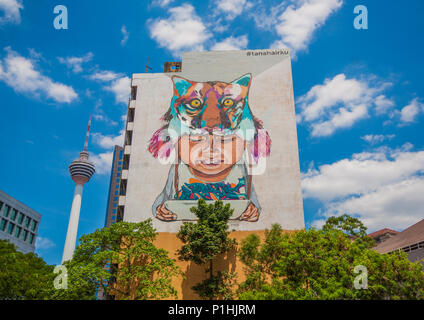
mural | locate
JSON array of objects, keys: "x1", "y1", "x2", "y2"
[{"x1": 148, "y1": 74, "x2": 271, "y2": 222}]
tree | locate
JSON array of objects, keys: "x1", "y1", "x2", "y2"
[
  {"x1": 52, "y1": 219, "x2": 183, "y2": 300},
  {"x1": 0, "y1": 240, "x2": 55, "y2": 300},
  {"x1": 177, "y1": 199, "x2": 237, "y2": 300},
  {"x1": 238, "y1": 217, "x2": 424, "y2": 300}
]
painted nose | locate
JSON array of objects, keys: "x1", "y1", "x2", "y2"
[{"x1": 202, "y1": 103, "x2": 221, "y2": 128}]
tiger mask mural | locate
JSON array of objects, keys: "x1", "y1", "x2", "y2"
[{"x1": 148, "y1": 73, "x2": 271, "y2": 222}]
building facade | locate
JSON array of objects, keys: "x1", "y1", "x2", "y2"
[
  {"x1": 116, "y1": 49, "x2": 304, "y2": 298},
  {"x1": 0, "y1": 190, "x2": 41, "y2": 254},
  {"x1": 374, "y1": 218, "x2": 424, "y2": 269},
  {"x1": 104, "y1": 145, "x2": 124, "y2": 227}
]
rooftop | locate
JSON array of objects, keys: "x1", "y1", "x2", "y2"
[{"x1": 374, "y1": 219, "x2": 424, "y2": 254}]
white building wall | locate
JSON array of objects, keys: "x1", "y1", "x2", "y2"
[{"x1": 123, "y1": 49, "x2": 304, "y2": 233}]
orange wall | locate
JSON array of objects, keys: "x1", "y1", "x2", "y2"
[{"x1": 154, "y1": 230, "x2": 268, "y2": 300}]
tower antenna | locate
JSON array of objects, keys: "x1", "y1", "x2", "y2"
[
  {"x1": 83, "y1": 116, "x2": 91, "y2": 152},
  {"x1": 145, "y1": 57, "x2": 152, "y2": 73}
]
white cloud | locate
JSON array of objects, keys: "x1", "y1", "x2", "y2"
[
  {"x1": 325, "y1": 178, "x2": 424, "y2": 232},
  {"x1": 105, "y1": 76, "x2": 131, "y2": 104},
  {"x1": 88, "y1": 69, "x2": 130, "y2": 104},
  {"x1": 374, "y1": 94, "x2": 394, "y2": 115},
  {"x1": 302, "y1": 144, "x2": 424, "y2": 231},
  {"x1": 211, "y1": 35, "x2": 248, "y2": 51},
  {"x1": 90, "y1": 70, "x2": 123, "y2": 82},
  {"x1": 297, "y1": 73, "x2": 391, "y2": 137},
  {"x1": 90, "y1": 151, "x2": 114, "y2": 175},
  {"x1": 271, "y1": 0, "x2": 343, "y2": 57},
  {"x1": 399, "y1": 98, "x2": 423, "y2": 123},
  {"x1": 361, "y1": 134, "x2": 395, "y2": 145},
  {"x1": 0, "y1": 0, "x2": 23, "y2": 25},
  {"x1": 58, "y1": 53, "x2": 93, "y2": 73},
  {"x1": 35, "y1": 236, "x2": 55, "y2": 250},
  {"x1": 310, "y1": 104, "x2": 367, "y2": 137},
  {"x1": 92, "y1": 130, "x2": 125, "y2": 149},
  {"x1": 151, "y1": 0, "x2": 174, "y2": 7},
  {"x1": 120, "y1": 25, "x2": 129, "y2": 46},
  {"x1": 0, "y1": 47, "x2": 77, "y2": 103},
  {"x1": 215, "y1": 0, "x2": 251, "y2": 19},
  {"x1": 249, "y1": 1, "x2": 286, "y2": 31},
  {"x1": 92, "y1": 99, "x2": 118, "y2": 126},
  {"x1": 149, "y1": 4, "x2": 211, "y2": 56}
]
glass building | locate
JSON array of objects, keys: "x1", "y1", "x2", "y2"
[{"x1": 0, "y1": 190, "x2": 41, "y2": 254}]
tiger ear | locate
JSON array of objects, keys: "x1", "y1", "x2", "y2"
[
  {"x1": 172, "y1": 76, "x2": 193, "y2": 97},
  {"x1": 232, "y1": 73, "x2": 252, "y2": 88}
]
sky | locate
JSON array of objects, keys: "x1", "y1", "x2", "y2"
[{"x1": 0, "y1": 0, "x2": 423, "y2": 265}]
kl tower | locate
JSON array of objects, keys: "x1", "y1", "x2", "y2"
[{"x1": 62, "y1": 117, "x2": 96, "y2": 263}]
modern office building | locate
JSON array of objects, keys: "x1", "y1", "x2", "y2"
[
  {"x1": 114, "y1": 49, "x2": 304, "y2": 298},
  {"x1": 104, "y1": 145, "x2": 124, "y2": 227},
  {"x1": 0, "y1": 190, "x2": 41, "y2": 254}
]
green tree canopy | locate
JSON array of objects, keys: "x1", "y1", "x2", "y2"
[
  {"x1": 238, "y1": 217, "x2": 424, "y2": 300},
  {"x1": 0, "y1": 240, "x2": 55, "y2": 300},
  {"x1": 177, "y1": 199, "x2": 237, "y2": 300},
  {"x1": 52, "y1": 219, "x2": 183, "y2": 300}
]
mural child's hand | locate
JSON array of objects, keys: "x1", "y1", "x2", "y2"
[
  {"x1": 156, "y1": 203, "x2": 177, "y2": 221},
  {"x1": 240, "y1": 203, "x2": 259, "y2": 222}
]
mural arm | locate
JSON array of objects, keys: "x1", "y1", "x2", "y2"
[{"x1": 152, "y1": 164, "x2": 177, "y2": 221}]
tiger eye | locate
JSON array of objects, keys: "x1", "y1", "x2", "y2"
[
  {"x1": 223, "y1": 99, "x2": 234, "y2": 107},
  {"x1": 190, "y1": 99, "x2": 201, "y2": 108}
]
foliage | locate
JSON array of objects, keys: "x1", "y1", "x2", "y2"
[
  {"x1": 322, "y1": 214, "x2": 375, "y2": 249},
  {"x1": 52, "y1": 219, "x2": 183, "y2": 300},
  {"x1": 177, "y1": 199, "x2": 237, "y2": 300},
  {"x1": 238, "y1": 218, "x2": 424, "y2": 300},
  {"x1": 0, "y1": 240, "x2": 55, "y2": 300}
]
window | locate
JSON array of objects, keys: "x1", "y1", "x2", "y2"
[
  {"x1": 117, "y1": 173, "x2": 121, "y2": 178},
  {"x1": 0, "y1": 219, "x2": 7, "y2": 231},
  {"x1": 119, "y1": 149, "x2": 123, "y2": 160},
  {"x1": 113, "y1": 203, "x2": 117, "y2": 208},
  {"x1": 112, "y1": 209, "x2": 116, "y2": 213},
  {"x1": 115, "y1": 184, "x2": 119, "y2": 189},
  {"x1": 125, "y1": 131, "x2": 133, "y2": 146},
  {"x1": 30, "y1": 220, "x2": 37, "y2": 232},
  {"x1": 117, "y1": 167, "x2": 122, "y2": 172},
  {"x1": 22, "y1": 230, "x2": 28, "y2": 242},
  {"x1": 29, "y1": 233, "x2": 35, "y2": 245},
  {"x1": 3, "y1": 205, "x2": 10, "y2": 217},
  {"x1": 123, "y1": 154, "x2": 130, "y2": 170},
  {"x1": 15, "y1": 226, "x2": 21, "y2": 238},
  {"x1": 128, "y1": 108, "x2": 135, "y2": 122},
  {"x1": 114, "y1": 191, "x2": 118, "y2": 196},
  {"x1": 7, "y1": 223, "x2": 15, "y2": 235},
  {"x1": 113, "y1": 197, "x2": 118, "y2": 201},
  {"x1": 18, "y1": 213, "x2": 24, "y2": 224},
  {"x1": 25, "y1": 216, "x2": 31, "y2": 228},
  {"x1": 10, "y1": 209, "x2": 17, "y2": 221},
  {"x1": 131, "y1": 85, "x2": 137, "y2": 100},
  {"x1": 116, "y1": 179, "x2": 120, "y2": 183}
]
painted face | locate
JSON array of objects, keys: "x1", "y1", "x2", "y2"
[{"x1": 178, "y1": 133, "x2": 246, "y2": 178}]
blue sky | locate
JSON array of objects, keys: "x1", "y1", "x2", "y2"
[{"x1": 0, "y1": 0, "x2": 423, "y2": 265}]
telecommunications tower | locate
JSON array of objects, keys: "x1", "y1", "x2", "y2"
[{"x1": 62, "y1": 117, "x2": 95, "y2": 263}]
